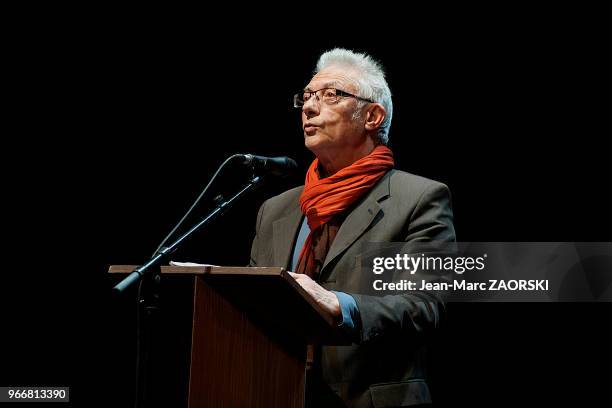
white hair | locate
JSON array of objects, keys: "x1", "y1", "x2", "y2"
[{"x1": 315, "y1": 48, "x2": 393, "y2": 145}]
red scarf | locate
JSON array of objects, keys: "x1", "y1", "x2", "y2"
[{"x1": 295, "y1": 145, "x2": 394, "y2": 278}]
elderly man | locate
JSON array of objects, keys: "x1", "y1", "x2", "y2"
[{"x1": 249, "y1": 48, "x2": 455, "y2": 407}]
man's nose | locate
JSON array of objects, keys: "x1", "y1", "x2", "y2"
[{"x1": 302, "y1": 95, "x2": 320, "y2": 118}]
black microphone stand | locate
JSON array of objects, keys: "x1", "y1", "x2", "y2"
[
  {"x1": 113, "y1": 174, "x2": 264, "y2": 408},
  {"x1": 113, "y1": 174, "x2": 263, "y2": 294}
]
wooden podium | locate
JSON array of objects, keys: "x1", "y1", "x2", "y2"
[{"x1": 109, "y1": 265, "x2": 347, "y2": 408}]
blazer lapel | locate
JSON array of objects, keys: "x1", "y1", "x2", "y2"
[
  {"x1": 320, "y1": 171, "x2": 392, "y2": 276},
  {"x1": 272, "y1": 205, "x2": 303, "y2": 268}
]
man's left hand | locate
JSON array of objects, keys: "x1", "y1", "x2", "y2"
[{"x1": 288, "y1": 272, "x2": 341, "y2": 321}]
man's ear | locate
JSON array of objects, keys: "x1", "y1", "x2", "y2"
[{"x1": 364, "y1": 103, "x2": 386, "y2": 132}]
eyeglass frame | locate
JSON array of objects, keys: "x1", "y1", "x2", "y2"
[{"x1": 293, "y1": 87, "x2": 375, "y2": 108}]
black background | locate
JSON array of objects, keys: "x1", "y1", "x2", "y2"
[{"x1": 2, "y1": 15, "x2": 611, "y2": 407}]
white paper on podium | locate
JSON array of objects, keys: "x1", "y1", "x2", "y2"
[{"x1": 169, "y1": 261, "x2": 218, "y2": 267}]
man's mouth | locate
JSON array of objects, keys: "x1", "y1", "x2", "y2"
[{"x1": 304, "y1": 124, "x2": 318, "y2": 134}]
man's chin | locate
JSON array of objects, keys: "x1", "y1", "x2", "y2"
[{"x1": 304, "y1": 135, "x2": 326, "y2": 152}]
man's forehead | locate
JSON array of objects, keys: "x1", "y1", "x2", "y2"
[{"x1": 305, "y1": 68, "x2": 358, "y2": 91}]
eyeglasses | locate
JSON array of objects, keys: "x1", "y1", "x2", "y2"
[{"x1": 293, "y1": 87, "x2": 374, "y2": 108}]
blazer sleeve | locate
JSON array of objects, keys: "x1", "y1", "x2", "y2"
[
  {"x1": 249, "y1": 200, "x2": 267, "y2": 267},
  {"x1": 350, "y1": 183, "x2": 455, "y2": 343}
]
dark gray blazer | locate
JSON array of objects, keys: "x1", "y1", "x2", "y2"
[{"x1": 249, "y1": 169, "x2": 456, "y2": 407}]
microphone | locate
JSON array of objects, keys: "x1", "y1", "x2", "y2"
[{"x1": 239, "y1": 154, "x2": 298, "y2": 177}]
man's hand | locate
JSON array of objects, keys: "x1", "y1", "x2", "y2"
[{"x1": 288, "y1": 272, "x2": 341, "y2": 321}]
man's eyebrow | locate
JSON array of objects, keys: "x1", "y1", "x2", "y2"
[{"x1": 304, "y1": 81, "x2": 342, "y2": 92}]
